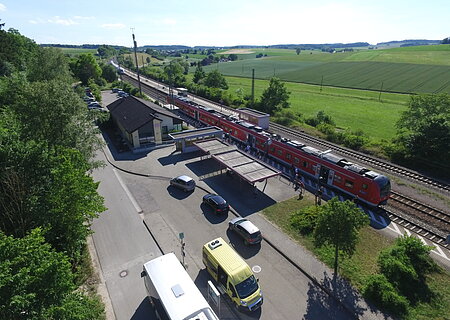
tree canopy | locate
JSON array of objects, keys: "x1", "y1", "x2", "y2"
[
  {"x1": 314, "y1": 197, "x2": 369, "y2": 276},
  {"x1": 204, "y1": 69, "x2": 228, "y2": 89},
  {"x1": 257, "y1": 77, "x2": 291, "y2": 114},
  {"x1": 70, "y1": 53, "x2": 102, "y2": 85},
  {"x1": 394, "y1": 93, "x2": 450, "y2": 173}
]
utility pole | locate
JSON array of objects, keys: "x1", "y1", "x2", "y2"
[
  {"x1": 251, "y1": 69, "x2": 255, "y2": 106},
  {"x1": 131, "y1": 28, "x2": 142, "y2": 95},
  {"x1": 378, "y1": 81, "x2": 384, "y2": 101}
]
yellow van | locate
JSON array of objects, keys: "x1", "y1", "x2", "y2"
[{"x1": 202, "y1": 237, "x2": 263, "y2": 311}]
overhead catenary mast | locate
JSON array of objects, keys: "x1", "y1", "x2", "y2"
[{"x1": 131, "y1": 28, "x2": 142, "y2": 95}]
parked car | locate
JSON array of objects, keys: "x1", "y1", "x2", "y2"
[
  {"x1": 83, "y1": 96, "x2": 96, "y2": 103},
  {"x1": 112, "y1": 88, "x2": 120, "y2": 93},
  {"x1": 170, "y1": 175, "x2": 196, "y2": 192},
  {"x1": 202, "y1": 194, "x2": 229, "y2": 215},
  {"x1": 228, "y1": 217, "x2": 262, "y2": 245},
  {"x1": 117, "y1": 90, "x2": 129, "y2": 98},
  {"x1": 87, "y1": 102, "x2": 101, "y2": 108}
]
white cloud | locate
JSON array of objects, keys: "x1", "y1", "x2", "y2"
[
  {"x1": 0, "y1": 3, "x2": 6, "y2": 11},
  {"x1": 74, "y1": 16, "x2": 95, "y2": 20},
  {"x1": 101, "y1": 23, "x2": 126, "y2": 29},
  {"x1": 48, "y1": 16, "x2": 78, "y2": 26}
]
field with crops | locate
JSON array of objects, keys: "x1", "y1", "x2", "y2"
[
  {"x1": 223, "y1": 76, "x2": 409, "y2": 142},
  {"x1": 204, "y1": 45, "x2": 450, "y2": 94},
  {"x1": 58, "y1": 47, "x2": 97, "y2": 56}
]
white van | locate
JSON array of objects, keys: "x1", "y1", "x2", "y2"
[{"x1": 142, "y1": 253, "x2": 219, "y2": 320}]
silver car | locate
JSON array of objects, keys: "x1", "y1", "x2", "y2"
[
  {"x1": 170, "y1": 175, "x2": 196, "y2": 192},
  {"x1": 228, "y1": 217, "x2": 262, "y2": 245}
]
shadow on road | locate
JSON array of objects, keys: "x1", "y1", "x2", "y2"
[
  {"x1": 201, "y1": 203, "x2": 229, "y2": 224},
  {"x1": 303, "y1": 273, "x2": 385, "y2": 320},
  {"x1": 130, "y1": 297, "x2": 156, "y2": 320},
  {"x1": 226, "y1": 229, "x2": 261, "y2": 259}
]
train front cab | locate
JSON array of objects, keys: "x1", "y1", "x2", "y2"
[{"x1": 374, "y1": 175, "x2": 391, "y2": 205}]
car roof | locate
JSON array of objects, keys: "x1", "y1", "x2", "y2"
[
  {"x1": 207, "y1": 194, "x2": 226, "y2": 204},
  {"x1": 240, "y1": 220, "x2": 260, "y2": 234},
  {"x1": 176, "y1": 175, "x2": 194, "y2": 182}
]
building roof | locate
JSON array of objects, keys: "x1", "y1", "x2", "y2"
[
  {"x1": 106, "y1": 96, "x2": 181, "y2": 133},
  {"x1": 194, "y1": 139, "x2": 281, "y2": 184}
]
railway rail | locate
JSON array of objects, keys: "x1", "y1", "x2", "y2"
[{"x1": 387, "y1": 191, "x2": 450, "y2": 235}]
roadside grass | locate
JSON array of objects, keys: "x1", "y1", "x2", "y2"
[
  {"x1": 261, "y1": 196, "x2": 450, "y2": 319},
  {"x1": 224, "y1": 76, "x2": 408, "y2": 142}
]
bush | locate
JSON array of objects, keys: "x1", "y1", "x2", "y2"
[
  {"x1": 290, "y1": 206, "x2": 321, "y2": 235},
  {"x1": 364, "y1": 274, "x2": 409, "y2": 318}
]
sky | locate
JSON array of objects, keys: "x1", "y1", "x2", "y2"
[{"x1": 1, "y1": 0, "x2": 448, "y2": 47}]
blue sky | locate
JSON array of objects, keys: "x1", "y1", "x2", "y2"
[{"x1": 1, "y1": 0, "x2": 448, "y2": 47}]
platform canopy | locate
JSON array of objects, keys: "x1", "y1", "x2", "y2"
[{"x1": 194, "y1": 139, "x2": 280, "y2": 184}]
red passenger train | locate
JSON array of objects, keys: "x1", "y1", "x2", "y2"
[{"x1": 171, "y1": 96, "x2": 391, "y2": 206}]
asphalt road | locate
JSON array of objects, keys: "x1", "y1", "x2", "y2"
[{"x1": 91, "y1": 137, "x2": 355, "y2": 319}]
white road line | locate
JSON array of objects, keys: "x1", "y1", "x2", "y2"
[{"x1": 112, "y1": 168, "x2": 143, "y2": 213}]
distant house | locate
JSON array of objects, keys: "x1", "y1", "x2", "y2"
[{"x1": 106, "y1": 96, "x2": 182, "y2": 149}]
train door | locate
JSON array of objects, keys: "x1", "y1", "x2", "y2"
[
  {"x1": 194, "y1": 110, "x2": 199, "y2": 121},
  {"x1": 247, "y1": 134, "x2": 256, "y2": 148},
  {"x1": 319, "y1": 166, "x2": 331, "y2": 185}
]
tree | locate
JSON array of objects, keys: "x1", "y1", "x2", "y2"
[
  {"x1": 378, "y1": 235, "x2": 436, "y2": 301},
  {"x1": 70, "y1": 53, "x2": 102, "y2": 85},
  {"x1": 27, "y1": 46, "x2": 72, "y2": 82},
  {"x1": 193, "y1": 64, "x2": 205, "y2": 84},
  {"x1": 1, "y1": 75, "x2": 103, "y2": 162},
  {"x1": 164, "y1": 60, "x2": 187, "y2": 87},
  {"x1": 100, "y1": 63, "x2": 118, "y2": 83},
  {"x1": 228, "y1": 54, "x2": 238, "y2": 61},
  {"x1": 313, "y1": 197, "x2": 369, "y2": 278},
  {"x1": 296, "y1": 48, "x2": 301, "y2": 55},
  {"x1": 0, "y1": 228, "x2": 104, "y2": 319},
  {"x1": 257, "y1": 77, "x2": 290, "y2": 114},
  {"x1": 394, "y1": 94, "x2": 450, "y2": 171},
  {"x1": 204, "y1": 69, "x2": 228, "y2": 89},
  {"x1": 441, "y1": 37, "x2": 450, "y2": 44}
]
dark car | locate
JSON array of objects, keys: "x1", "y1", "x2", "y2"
[
  {"x1": 202, "y1": 194, "x2": 229, "y2": 215},
  {"x1": 170, "y1": 175, "x2": 196, "y2": 192},
  {"x1": 228, "y1": 217, "x2": 262, "y2": 245}
]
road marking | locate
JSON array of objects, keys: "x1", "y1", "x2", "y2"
[
  {"x1": 112, "y1": 168, "x2": 143, "y2": 213},
  {"x1": 252, "y1": 265, "x2": 262, "y2": 273}
]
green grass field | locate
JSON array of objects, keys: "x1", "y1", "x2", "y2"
[
  {"x1": 58, "y1": 47, "x2": 98, "y2": 56},
  {"x1": 203, "y1": 45, "x2": 450, "y2": 94},
  {"x1": 224, "y1": 76, "x2": 408, "y2": 142}
]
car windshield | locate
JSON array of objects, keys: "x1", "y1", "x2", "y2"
[
  {"x1": 235, "y1": 275, "x2": 258, "y2": 299},
  {"x1": 249, "y1": 232, "x2": 261, "y2": 239}
]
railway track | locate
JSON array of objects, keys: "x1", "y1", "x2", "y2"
[
  {"x1": 387, "y1": 191, "x2": 450, "y2": 234},
  {"x1": 382, "y1": 206, "x2": 449, "y2": 249}
]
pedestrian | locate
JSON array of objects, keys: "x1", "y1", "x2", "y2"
[
  {"x1": 298, "y1": 180, "x2": 305, "y2": 199},
  {"x1": 317, "y1": 186, "x2": 323, "y2": 205},
  {"x1": 245, "y1": 145, "x2": 250, "y2": 153}
]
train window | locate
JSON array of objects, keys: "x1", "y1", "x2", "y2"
[
  {"x1": 334, "y1": 175, "x2": 342, "y2": 183},
  {"x1": 303, "y1": 161, "x2": 308, "y2": 168},
  {"x1": 294, "y1": 157, "x2": 300, "y2": 164},
  {"x1": 286, "y1": 153, "x2": 291, "y2": 160},
  {"x1": 345, "y1": 180, "x2": 354, "y2": 188},
  {"x1": 276, "y1": 149, "x2": 282, "y2": 156},
  {"x1": 234, "y1": 130, "x2": 237, "y2": 135},
  {"x1": 362, "y1": 183, "x2": 368, "y2": 190},
  {"x1": 270, "y1": 147, "x2": 275, "y2": 152}
]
